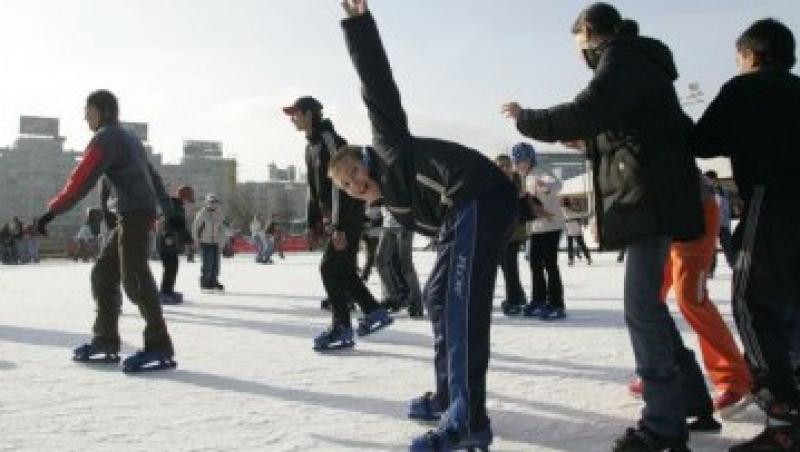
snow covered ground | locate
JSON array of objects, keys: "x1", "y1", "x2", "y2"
[{"x1": 0, "y1": 251, "x2": 764, "y2": 451}]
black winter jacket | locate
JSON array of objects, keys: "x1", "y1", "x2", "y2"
[
  {"x1": 305, "y1": 119, "x2": 365, "y2": 231},
  {"x1": 515, "y1": 35, "x2": 703, "y2": 249},
  {"x1": 343, "y1": 12, "x2": 513, "y2": 237},
  {"x1": 693, "y1": 69, "x2": 800, "y2": 205}
]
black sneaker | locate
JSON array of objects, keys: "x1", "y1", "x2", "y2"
[
  {"x1": 612, "y1": 426, "x2": 689, "y2": 452},
  {"x1": 729, "y1": 424, "x2": 800, "y2": 451}
]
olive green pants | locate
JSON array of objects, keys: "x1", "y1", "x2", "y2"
[{"x1": 90, "y1": 210, "x2": 174, "y2": 355}]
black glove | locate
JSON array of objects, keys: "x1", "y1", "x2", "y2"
[{"x1": 35, "y1": 211, "x2": 55, "y2": 236}]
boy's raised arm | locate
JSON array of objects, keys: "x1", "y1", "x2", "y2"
[{"x1": 340, "y1": 0, "x2": 412, "y2": 153}]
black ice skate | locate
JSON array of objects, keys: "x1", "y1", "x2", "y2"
[
  {"x1": 122, "y1": 349, "x2": 177, "y2": 373},
  {"x1": 73, "y1": 343, "x2": 120, "y2": 364}
]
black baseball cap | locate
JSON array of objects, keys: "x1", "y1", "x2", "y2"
[{"x1": 282, "y1": 96, "x2": 323, "y2": 115}]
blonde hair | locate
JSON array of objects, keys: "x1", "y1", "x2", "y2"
[{"x1": 327, "y1": 145, "x2": 363, "y2": 179}]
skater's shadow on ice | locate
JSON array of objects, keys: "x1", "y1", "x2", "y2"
[
  {"x1": 310, "y1": 434, "x2": 404, "y2": 451},
  {"x1": 160, "y1": 369, "x2": 406, "y2": 418},
  {"x1": 212, "y1": 291, "x2": 323, "y2": 303},
  {"x1": 151, "y1": 369, "x2": 633, "y2": 450},
  {"x1": 354, "y1": 349, "x2": 627, "y2": 384},
  {"x1": 491, "y1": 307, "x2": 626, "y2": 329},
  {"x1": 0, "y1": 360, "x2": 16, "y2": 370},
  {"x1": 180, "y1": 300, "x2": 323, "y2": 319},
  {"x1": 164, "y1": 310, "x2": 317, "y2": 340},
  {"x1": 0, "y1": 324, "x2": 133, "y2": 351}
]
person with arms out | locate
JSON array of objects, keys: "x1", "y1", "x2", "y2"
[
  {"x1": 692, "y1": 18, "x2": 800, "y2": 451},
  {"x1": 502, "y1": 4, "x2": 712, "y2": 450},
  {"x1": 34, "y1": 89, "x2": 176, "y2": 373},
  {"x1": 335, "y1": 1, "x2": 519, "y2": 449},
  {"x1": 283, "y1": 95, "x2": 392, "y2": 351}
]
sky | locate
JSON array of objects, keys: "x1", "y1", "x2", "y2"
[{"x1": 1, "y1": 0, "x2": 799, "y2": 181}]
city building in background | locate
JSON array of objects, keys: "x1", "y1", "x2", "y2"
[
  {"x1": 0, "y1": 116, "x2": 97, "y2": 244},
  {"x1": 0, "y1": 116, "x2": 310, "y2": 254}
]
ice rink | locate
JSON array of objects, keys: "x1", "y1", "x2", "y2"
[{"x1": 0, "y1": 251, "x2": 763, "y2": 451}]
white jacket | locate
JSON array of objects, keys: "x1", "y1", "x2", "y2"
[
  {"x1": 563, "y1": 207, "x2": 588, "y2": 237},
  {"x1": 193, "y1": 207, "x2": 226, "y2": 248},
  {"x1": 525, "y1": 168, "x2": 566, "y2": 235}
]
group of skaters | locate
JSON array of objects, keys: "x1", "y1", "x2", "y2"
[
  {"x1": 0, "y1": 216, "x2": 41, "y2": 264},
  {"x1": 24, "y1": 0, "x2": 799, "y2": 450}
]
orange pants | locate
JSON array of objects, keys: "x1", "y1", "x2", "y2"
[{"x1": 662, "y1": 199, "x2": 751, "y2": 396}]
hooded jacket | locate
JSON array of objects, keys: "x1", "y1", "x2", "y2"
[
  {"x1": 515, "y1": 35, "x2": 703, "y2": 249},
  {"x1": 48, "y1": 123, "x2": 170, "y2": 218},
  {"x1": 305, "y1": 119, "x2": 365, "y2": 232},
  {"x1": 344, "y1": 13, "x2": 514, "y2": 237}
]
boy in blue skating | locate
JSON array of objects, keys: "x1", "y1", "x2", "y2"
[{"x1": 331, "y1": 1, "x2": 521, "y2": 449}]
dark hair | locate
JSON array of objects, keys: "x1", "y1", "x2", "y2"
[
  {"x1": 310, "y1": 109, "x2": 323, "y2": 127},
  {"x1": 736, "y1": 18, "x2": 796, "y2": 71},
  {"x1": 572, "y1": 3, "x2": 621, "y2": 35},
  {"x1": 617, "y1": 19, "x2": 639, "y2": 37},
  {"x1": 86, "y1": 90, "x2": 119, "y2": 125},
  {"x1": 704, "y1": 170, "x2": 718, "y2": 180}
]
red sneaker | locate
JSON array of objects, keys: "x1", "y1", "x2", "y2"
[
  {"x1": 714, "y1": 390, "x2": 753, "y2": 419},
  {"x1": 628, "y1": 377, "x2": 643, "y2": 398}
]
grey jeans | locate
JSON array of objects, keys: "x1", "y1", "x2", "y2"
[
  {"x1": 376, "y1": 227, "x2": 422, "y2": 305},
  {"x1": 624, "y1": 235, "x2": 710, "y2": 439}
]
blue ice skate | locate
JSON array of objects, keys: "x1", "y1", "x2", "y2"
[
  {"x1": 538, "y1": 306, "x2": 566, "y2": 321},
  {"x1": 410, "y1": 424, "x2": 493, "y2": 452},
  {"x1": 159, "y1": 291, "x2": 184, "y2": 305},
  {"x1": 409, "y1": 392, "x2": 443, "y2": 422},
  {"x1": 122, "y1": 349, "x2": 177, "y2": 373},
  {"x1": 73, "y1": 343, "x2": 120, "y2": 364},
  {"x1": 313, "y1": 325, "x2": 355, "y2": 351},
  {"x1": 356, "y1": 307, "x2": 394, "y2": 337}
]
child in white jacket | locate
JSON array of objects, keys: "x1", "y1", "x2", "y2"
[{"x1": 512, "y1": 143, "x2": 567, "y2": 320}]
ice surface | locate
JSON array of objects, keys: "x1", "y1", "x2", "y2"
[{"x1": 0, "y1": 252, "x2": 762, "y2": 451}]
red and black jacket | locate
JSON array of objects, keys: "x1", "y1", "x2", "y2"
[{"x1": 49, "y1": 123, "x2": 170, "y2": 219}]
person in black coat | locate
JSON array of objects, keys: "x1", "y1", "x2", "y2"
[
  {"x1": 692, "y1": 18, "x2": 800, "y2": 451},
  {"x1": 283, "y1": 95, "x2": 391, "y2": 350},
  {"x1": 332, "y1": 2, "x2": 518, "y2": 450},
  {"x1": 502, "y1": 4, "x2": 708, "y2": 451},
  {"x1": 157, "y1": 185, "x2": 194, "y2": 304}
]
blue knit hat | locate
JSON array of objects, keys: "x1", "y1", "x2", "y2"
[{"x1": 511, "y1": 142, "x2": 536, "y2": 165}]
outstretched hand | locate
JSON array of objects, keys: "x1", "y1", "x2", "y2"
[
  {"x1": 501, "y1": 102, "x2": 522, "y2": 121},
  {"x1": 341, "y1": 0, "x2": 368, "y2": 17}
]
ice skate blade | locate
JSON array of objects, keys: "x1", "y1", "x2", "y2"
[
  {"x1": 73, "y1": 354, "x2": 120, "y2": 364},
  {"x1": 122, "y1": 359, "x2": 177, "y2": 374},
  {"x1": 313, "y1": 341, "x2": 355, "y2": 352}
]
